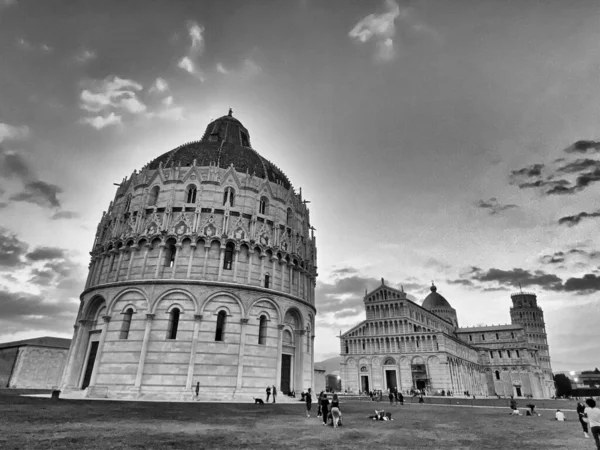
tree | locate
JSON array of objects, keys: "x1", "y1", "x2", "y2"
[{"x1": 553, "y1": 373, "x2": 572, "y2": 397}]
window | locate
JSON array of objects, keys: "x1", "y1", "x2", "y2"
[
  {"x1": 496, "y1": 333, "x2": 499, "y2": 340},
  {"x1": 481, "y1": 334, "x2": 485, "y2": 341},
  {"x1": 167, "y1": 308, "x2": 180, "y2": 339},
  {"x1": 469, "y1": 334, "x2": 472, "y2": 342},
  {"x1": 259, "y1": 197, "x2": 268, "y2": 215},
  {"x1": 507, "y1": 350, "x2": 511, "y2": 358},
  {"x1": 124, "y1": 194, "x2": 132, "y2": 212},
  {"x1": 258, "y1": 315, "x2": 267, "y2": 345},
  {"x1": 120, "y1": 308, "x2": 133, "y2": 339},
  {"x1": 223, "y1": 187, "x2": 235, "y2": 206},
  {"x1": 346, "y1": 343, "x2": 349, "y2": 354},
  {"x1": 209, "y1": 133, "x2": 219, "y2": 142},
  {"x1": 186, "y1": 185, "x2": 197, "y2": 204},
  {"x1": 498, "y1": 351, "x2": 503, "y2": 358},
  {"x1": 495, "y1": 370, "x2": 500, "y2": 380},
  {"x1": 264, "y1": 274, "x2": 270, "y2": 289},
  {"x1": 223, "y1": 243, "x2": 234, "y2": 270},
  {"x1": 286, "y1": 208, "x2": 293, "y2": 226},
  {"x1": 240, "y1": 131, "x2": 249, "y2": 147},
  {"x1": 149, "y1": 186, "x2": 160, "y2": 206},
  {"x1": 511, "y1": 332, "x2": 515, "y2": 339},
  {"x1": 215, "y1": 311, "x2": 226, "y2": 341},
  {"x1": 516, "y1": 350, "x2": 520, "y2": 358},
  {"x1": 490, "y1": 351, "x2": 494, "y2": 359},
  {"x1": 165, "y1": 239, "x2": 177, "y2": 267}
]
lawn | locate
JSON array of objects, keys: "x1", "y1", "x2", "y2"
[{"x1": 0, "y1": 391, "x2": 591, "y2": 449}]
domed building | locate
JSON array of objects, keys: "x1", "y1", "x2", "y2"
[{"x1": 60, "y1": 110, "x2": 318, "y2": 400}]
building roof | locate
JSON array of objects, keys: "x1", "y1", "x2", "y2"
[
  {"x1": 146, "y1": 111, "x2": 292, "y2": 190},
  {"x1": 456, "y1": 324, "x2": 523, "y2": 333},
  {"x1": 0, "y1": 336, "x2": 71, "y2": 350},
  {"x1": 422, "y1": 284, "x2": 452, "y2": 310}
]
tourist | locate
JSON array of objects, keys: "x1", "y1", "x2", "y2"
[
  {"x1": 418, "y1": 393, "x2": 424, "y2": 404},
  {"x1": 305, "y1": 388, "x2": 312, "y2": 418},
  {"x1": 555, "y1": 410, "x2": 565, "y2": 421},
  {"x1": 525, "y1": 404, "x2": 539, "y2": 416},
  {"x1": 398, "y1": 390, "x2": 404, "y2": 405},
  {"x1": 388, "y1": 389, "x2": 394, "y2": 405},
  {"x1": 583, "y1": 398, "x2": 600, "y2": 449},
  {"x1": 317, "y1": 391, "x2": 325, "y2": 417},
  {"x1": 321, "y1": 393, "x2": 330, "y2": 426},
  {"x1": 510, "y1": 399, "x2": 521, "y2": 415},
  {"x1": 272, "y1": 385, "x2": 277, "y2": 403},
  {"x1": 195, "y1": 382, "x2": 200, "y2": 397},
  {"x1": 266, "y1": 386, "x2": 271, "y2": 403},
  {"x1": 577, "y1": 401, "x2": 590, "y2": 438},
  {"x1": 331, "y1": 393, "x2": 342, "y2": 428}
]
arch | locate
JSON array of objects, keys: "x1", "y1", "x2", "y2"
[
  {"x1": 411, "y1": 355, "x2": 425, "y2": 365},
  {"x1": 383, "y1": 357, "x2": 396, "y2": 365},
  {"x1": 200, "y1": 291, "x2": 245, "y2": 317},
  {"x1": 166, "y1": 302, "x2": 186, "y2": 314},
  {"x1": 213, "y1": 305, "x2": 233, "y2": 316},
  {"x1": 248, "y1": 297, "x2": 282, "y2": 324},
  {"x1": 82, "y1": 294, "x2": 108, "y2": 321},
  {"x1": 119, "y1": 303, "x2": 138, "y2": 314},
  {"x1": 283, "y1": 307, "x2": 304, "y2": 330},
  {"x1": 282, "y1": 329, "x2": 294, "y2": 345},
  {"x1": 107, "y1": 287, "x2": 150, "y2": 315},
  {"x1": 151, "y1": 288, "x2": 199, "y2": 314},
  {"x1": 259, "y1": 196, "x2": 269, "y2": 215},
  {"x1": 215, "y1": 310, "x2": 227, "y2": 341},
  {"x1": 148, "y1": 185, "x2": 160, "y2": 206},
  {"x1": 223, "y1": 186, "x2": 235, "y2": 206},
  {"x1": 185, "y1": 184, "x2": 198, "y2": 204}
]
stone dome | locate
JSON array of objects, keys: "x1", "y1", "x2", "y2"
[
  {"x1": 422, "y1": 284, "x2": 452, "y2": 310},
  {"x1": 146, "y1": 110, "x2": 291, "y2": 189}
]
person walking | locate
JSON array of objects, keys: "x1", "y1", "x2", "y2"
[
  {"x1": 388, "y1": 389, "x2": 394, "y2": 405},
  {"x1": 305, "y1": 388, "x2": 313, "y2": 418},
  {"x1": 266, "y1": 386, "x2": 271, "y2": 403},
  {"x1": 272, "y1": 385, "x2": 277, "y2": 403},
  {"x1": 321, "y1": 393, "x2": 330, "y2": 426},
  {"x1": 317, "y1": 391, "x2": 325, "y2": 417},
  {"x1": 583, "y1": 398, "x2": 600, "y2": 449},
  {"x1": 331, "y1": 393, "x2": 342, "y2": 428},
  {"x1": 578, "y1": 401, "x2": 590, "y2": 438},
  {"x1": 195, "y1": 382, "x2": 200, "y2": 397}
]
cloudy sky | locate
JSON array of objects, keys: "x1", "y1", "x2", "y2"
[{"x1": 1, "y1": 0, "x2": 599, "y2": 372}]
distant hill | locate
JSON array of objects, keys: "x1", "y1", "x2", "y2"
[{"x1": 315, "y1": 355, "x2": 343, "y2": 375}]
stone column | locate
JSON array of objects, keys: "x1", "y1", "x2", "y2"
[
  {"x1": 140, "y1": 244, "x2": 151, "y2": 279},
  {"x1": 217, "y1": 246, "x2": 225, "y2": 281},
  {"x1": 135, "y1": 314, "x2": 155, "y2": 389},
  {"x1": 259, "y1": 254, "x2": 265, "y2": 287},
  {"x1": 88, "y1": 315, "x2": 111, "y2": 387},
  {"x1": 233, "y1": 248, "x2": 240, "y2": 282},
  {"x1": 276, "y1": 324, "x2": 284, "y2": 390},
  {"x1": 84, "y1": 261, "x2": 94, "y2": 290},
  {"x1": 288, "y1": 264, "x2": 293, "y2": 294},
  {"x1": 202, "y1": 244, "x2": 210, "y2": 277},
  {"x1": 279, "y1": 260, "x2": 285, "y2": 291},
  {"x1": 295, "y1": 329, "x2": 305, "y2": 391},
  {"x1": 171, "y1": 243, "x2": 182, "y2": 278},
  {"x1": 310, "y1": 333, "x2": 315, "y2": 392},
  {"x1": 125, "y1": 246, "x2": 138, "y2": 280},
  {"x1": 186, "y1": 242, "x2": 196, "y2": 278},
  {"x1": 235, "y1": 318, "x2": 249, "y2": 390},
  {"x1": 154, "y1": 243, "x2": 165, "y2": 278},
  {"x1": 60, "y1": 323, "x2": 82, "y2": 390},
  {"x1": 62, "y1": 319, "x2": 93, "y2": 389},
  {"x1": 114, "y1": 248, "x2": 126, "y2": 282},
  {"x1": 103, "y1": 251, "x2": 116, "y2": 284},
  {"x1": 92, "y1": 255, "x2": 104, "y2": 286},
  {"x1": 246, "y1": 250, "x2": 253, "y2": 284},
  {"x1": 185, "y1": 314, "x2": 202, "y2": 391}
]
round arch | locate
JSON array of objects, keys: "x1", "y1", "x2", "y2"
[
  {"x1": 107, "y1": 287, "x2": 150, "y2": 315},
  {"x1": 283, "y1": 306, "x2": 304, "y2": 330},
  {"x1": 248, "y1": 297, "x2": 282, "y2": 324},
  {"x1": 151, "y1": 288, "x2": 199, "y2": 315},
  {"x1": 82, "y1": 294, "x2": 108, "y2": 320},
  {"x1": 200, "y1": 291, "x2": 246, "y2": 317}
]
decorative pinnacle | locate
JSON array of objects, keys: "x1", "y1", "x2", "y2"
[{"x1": 228, "y1": 108, "x2": 233, "y2": 117}]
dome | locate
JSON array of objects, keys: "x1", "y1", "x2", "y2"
[
  {"x1": 146, "y1": 109, "x2": 291, "y2": 190},
  {"x1": 422, "y1": 284, "x2": 452, "y2": 310}
]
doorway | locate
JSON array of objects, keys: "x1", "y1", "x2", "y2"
[
  {"x1": 515, "y1": 386, "x2": 522, "y2": 397},
  {"x1": 416, "y1": 380, "x2": 426, "y2": 390},
  {"x1": 281, "y1": 354, "x2": 292, "y2": 394},
  {"x1": 385, "y1": 370, "x2": 398, "y2": 391},
  {"x1": 361, "y1": 375, "x2": 370, "y2": 393},
  {"x1": 81, "y1": 341, "x2": 99, "y2": 389}
]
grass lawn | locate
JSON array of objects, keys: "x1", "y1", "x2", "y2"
[{"x1": 0, "y1": 391, "x2": 591, "y2": 449}]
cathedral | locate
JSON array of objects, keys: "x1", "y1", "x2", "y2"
[
  {"x1": 59, "y1": 111, "x2": 317, "y2": 400},
  {"x1": 340, "y1": 281, "x2": 554, "y2": 398}
]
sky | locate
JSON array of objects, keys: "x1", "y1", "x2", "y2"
[{"x1": 0, "y1": 0, "x2": 599, "y2": 372}]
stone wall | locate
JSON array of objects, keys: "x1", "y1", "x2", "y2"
[
  {"x1": 0, "y1": 347, "x2": 19, "y2": 387},
  {"x1": 8, "y1": 346, "x2": 67, "y2": 389}
]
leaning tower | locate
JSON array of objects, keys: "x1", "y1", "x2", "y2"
[
  {"x1": 510, "y1": 292, "x2": 554, "y2": 397},
  {"x1": 60, "y1": 110, "x2": 318, "y2": 401}
]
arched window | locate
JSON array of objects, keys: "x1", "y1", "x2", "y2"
[
  {"x1": 511, "y1": 332, "x2": 515, "y2": 339},
  {"x1": 223, "y1": 243, "x2": 234, "y2": 270},
  {"x1": 516, "y1": 350, "x2": 520, "y2": 357},
  {"x1": 259, "y1": 197, "x2": 268, "y2": 215},
  {"x1": 149, "y1": 186, "x2": 160, "y2": 206},
  {"x1": 186, "y1": 185, "x2": 197, "y2": 204},
  {"x1": 481, "y1": 334, "x2": 485, "y2": 341},
  {"x1": 490, "y1": 351, "x2": 494, "y2": 359},
  {"x1": 498, "y1": 351, "x2": 503, "y2": 358},
  {"x1": 215, "y1": 310, "x2": 226, "y2": 341},
  {"x1": 495, "y1": 370, "x2": 500, "y2": 380},
  {"x1": 240, "y1": 131, "x2": 249, "y2": 147},
  {"x1": 264, "y1": 274, "x2": 270, "y2": 289},
  {"x1": 120, "y1": 308, "x2": 133, "y2": 339},
  {"x1": 164, "y1": 239, "x2": 177, "y2": 267},
  {"x1": 495, "y1": 333, "x2": 499, "y2": 340},
  {"x1": 507, "y1": 350, "x2": 511, "y2": 358},
  {"x1": 167, "y1": 308, "x2": 180, "y2": 339},
  {"x1": 345, "y1": 343, "x2": 349, "y2": 354},
  {"x1": 223, "y1": 187, "x2": 235, "y2": 206},
  {"x1": 258, "y1": 315, "x2": 267, "y2": 345},
  {"x1": 469, "y1": 334, "x2": 472, "y2": 342},
  {"x1": 286, "y1": 208, "x2": 293, "y2": 226},
  {"x1": 124, "y1": 194, "x2": 132, "y2": 212}
]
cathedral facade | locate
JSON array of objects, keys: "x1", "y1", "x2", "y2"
[
  {"x1": 60, "y1": 111, "x2": 317, "y2": 400},
  {"x1": 340, "y1": 281, "x2": 554, "y2": 399}
]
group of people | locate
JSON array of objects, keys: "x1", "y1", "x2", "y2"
[
  {"x1": 575, "y1": 399, "x2": 600, "y2": 448},
  {"x1": 265, "y1": 385, "x2": 277, "y2": 403},
  {"x1": 304, "y1": 389, "x2": 343, "y2": 428}
]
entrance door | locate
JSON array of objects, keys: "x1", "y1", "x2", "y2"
[
  {"x1": 385, "y1": 370, "x2": 397, "y2": 391},
  {"x1": 416, "y1": 380, "x2": 426, "y2": 390},
  {"x1": 81, "y1": 341, "x2": 99, "y2": 389},
  {"x1": 515, "y1": 387, "x2": 522, "y2": 397},
  {"x1": 280, "y1": 354, "x2": 291, "y2": 394},
  {"x1": 361, "y1": 375, "x2": 370, "y2": 393}
]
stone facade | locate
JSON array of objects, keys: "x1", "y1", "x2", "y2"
[
  {"x1": 340, "y1": 281, "x2": 554, "y2": 399},
  {"x1": 60, "y1": 112, "x2": 318, "y2": 401},
  {"x1": 0, "y1": 337, "x2": 70, "y2": 389}
]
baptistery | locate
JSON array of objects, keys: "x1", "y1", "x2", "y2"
[{"x1": 60, "y1": 110, "x2": 318, "y2": 400}]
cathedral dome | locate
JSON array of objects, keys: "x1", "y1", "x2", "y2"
[
  {"x1": 422, "y1": 284, "x2": 452, "y2": 310},
  {"x1": 146, "y1": 109, "x2": 291, "y2": 189}
]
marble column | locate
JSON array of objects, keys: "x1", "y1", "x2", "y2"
[
  {"x1": 276, "y1": 324, "x2": 284, "y2": 390},
  {"x1": 60, "y1": 323, "x2": 82, "y2": 390},
  {"x1": 63, "y1": 319, "x2": 93, "y2": 389},
  {"x1": 246, "y1": 250, "x2": 253, "y2": 284},
  {"x1": 114, "y1": 248, "x2": 126, "y2": 282},
  {"x1": 186, "y1": 243, "x2": 196, "y2": 278},
  {"x1": 140, "y1": 244, "x2": 151, "y2": 278},
  {"x1": 235, "y1": 318, "x2": 249, "y2": 390},
  {"x1": 171, "y1": 243, "x2": 182, "y2": 278},
  {"x1": 125, "y1": 246, "x2": 137, "y2": 280},
  {"x1": 88, "y1": 315, "x2": 111, "y2": 387},
  {"x1": 104, "y1": 251, "x2": 116, "y2": 283},
  {"x1": 233, "y1": 248, "x2": 240, "y2": 282},
  {"x1": 135, "y1": 314, "x2": 155, "y2": 389},
  {"x1": 202, "y1": 244, "x2": 210, "y2": 277},
  {"x1": 185, "y1": 314, "x2": 202, "y2": 391},
  {"x1": 154, "y1": 243, "x2": 165, "y2": 278}
]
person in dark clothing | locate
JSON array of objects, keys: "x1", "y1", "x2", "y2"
[
  {"x1": 389, "y1": 389, "x2": 394, "y2": 405},
  {"x1": 321, "y1": 394, "x2": 330, "y2": 425},
  {"x1": 195, "y1": 382, "x2": 200, "y2": 397},
  {"x1": 272, "y1": 385, "x2": 277, "y2": 403},
  {"x1": 578, "y1": 401, "x2": 590, "y2": 438},
  {"x1": 266, "y1": 386, "x2": 271, "y2": 403},
  {"x1": 305, "y1": 388, "x2": 312, "y2": 418},
  {"x1": 317, "y1": 391, "x2": 325, "y2": 417},
  {"x1": 398, "y1": 390, "x2": 404, "y2": 405},
  {"x1": 330, "y1": 393, "x2": 342, "y2": 427}
]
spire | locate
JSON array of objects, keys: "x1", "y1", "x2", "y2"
[
  {"x1": 431, "y1": 281, "x2": 437, "y2": 292},
  {"x1": 228, "y1": 107, "x2": 233, "y2": 117},
  {"x1": 381, "y1": 277, "x2": 385, "y2": 285}
]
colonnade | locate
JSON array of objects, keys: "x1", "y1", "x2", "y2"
[{"x1": 343, "y1": 334, "x2": 439, "y2": 355}]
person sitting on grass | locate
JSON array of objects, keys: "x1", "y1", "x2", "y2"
[
  {"x1": 555, "y1": 410, "x2": 565, "y2": 421},
  {"x1": 526, "y1": 404, "x2": 540, "y2": 416},
  {"x1": 509, "y1": 399, "x2": 521, "y2": 416}
]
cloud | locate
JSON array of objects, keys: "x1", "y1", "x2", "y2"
[
  {"x1": 16, "y1": 37, "x2": 53, "y2": 53},
  {"x1": 0, "y1": 123, "x2": 29, "y2": 143},
  {"x1": 150, "y1": 77, "x2": 169, "y2": 93},
  {"x1": 80, "y1": 112, "x2": 122, "y2": 130},
  {"x1": 216, "y1": 58, "x2": 262, "y2": 79},
  {"x1": 0, "y1": 290, "x2": 74, "y2": 319},
  {"x1": 79, "y1": 76, "x2": 146, "y2": 126},
  {"x1": 0, "y1": 227, "x2": 27, "y2": 268},
  {"x1": 178, "y1": 56, "x2": 205, "y2": 81},
  {"x1": 51, "y1": 210, "x2": 80, "y2": 220},
  {"x1": 509, "y1": 163, "x2": 544, "y2": 180},
  {"x1": 216, "y1": 63, "x2": 228, "y2": 75},
  {"x1": 564, "y1": 140, "x2": 600, "y2": 154},
  {"x1": 446, "y1": 279, "x2": 474, "y2": 286},
  {"x1": 177, "y1": 21, "x2": 206, "y2": 80},
  {"x1": 0, "y1": 149, "x2": 32, "y2": 179},
  {"x1": 75, "y1": 48, "x2": 96, "y2": 64},
  {"x1": 10, "y1": 180, "x2": 62, "y2": 208},
  {"x1": 187, "y1": 21, "x2": 205, "y2": 54},
  {"x1": 26, "y1": 246, "x2": 66, "y2": 261},
  {"x1": 561, "y1": 274, "x2": 600, "y2": 293},
  {"x1": 332, "y1": 267, "x2": 358, "y2": 276},
  {"x1": 558, "y1": 210, "x2": 600, "y2": 227},
  {"x1": 0, "y1": 0, "x2": 17, "y2": 9},
  {"x1": 540, "y1": 252, "x2": 565, "y2": 265},
  {"x1": 556, "y1": 158, "x2": 600, "y2": 174},
  {"x1": 476, "y1": 198, "x2": 518, "y2": 215},
  {"x1": 470, "y1": 267, "x2": 563, "y2": 290}
]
